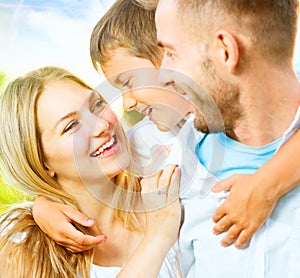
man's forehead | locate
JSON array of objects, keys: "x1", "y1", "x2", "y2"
[
  {"x1": 155, "y1": 0, "x2": 179, "y2": 44},
  {"x1": 156, "y1": 0, "x2": 177, "y2": 16}
]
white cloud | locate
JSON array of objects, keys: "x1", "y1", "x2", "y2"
[{"x1": 0, "y1": 0, "x2": 114, "y2": 87}]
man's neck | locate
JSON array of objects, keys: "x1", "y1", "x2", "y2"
[{"x1": 229, "y1": 66, "x2": 300, "y2": 146}]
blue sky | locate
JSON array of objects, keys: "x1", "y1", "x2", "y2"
[
  {"x1": 0, "y1": 0, "x2": 300, "y2": 88},
  {"x1": 0, "y1": 0, "x2": 114, "y2": 86}
]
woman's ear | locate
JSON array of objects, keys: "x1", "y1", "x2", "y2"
[
  {"x1": 44, "y1": 164, "x2": 56, "y2": 178},
  {"x1": 215, "y1": 30, "x2": 239, "y2": 73}
]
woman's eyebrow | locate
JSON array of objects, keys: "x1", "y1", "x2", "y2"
[
  {"x1": 88, "y1": 90, "x2": 104, "y2": 104},
  {"x1": 55, "y1": 111, "x2": 77, "y2": 128}
]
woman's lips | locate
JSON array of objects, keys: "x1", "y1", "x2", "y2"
[{"x1": 90, "y1": 135, "x2": 117, "y2": 158}]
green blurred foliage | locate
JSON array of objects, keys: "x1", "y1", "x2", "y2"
[
  {"x1": 0, "y1": 180, "x2": 28, "y2": 213},
  {"x1": 123, "y1": 109, "x2": 145, "y2": 127},
  {"x1": 0, "y1": 72, "x2": 5, "y2": 87},
  {"x1": 0, "y1": 71, "x2": 7, "y2": 93}
]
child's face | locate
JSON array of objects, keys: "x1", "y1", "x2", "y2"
[{"x1": 102, "y1": 47, "x2": 192, "y2": 131}]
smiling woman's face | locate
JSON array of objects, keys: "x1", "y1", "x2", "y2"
[
  {"x1": 37, "y1": 79, "x2": 130, "y2": 187},
  {"x1": 103, "y1": 47, "x2": 192, "y2": 131}
]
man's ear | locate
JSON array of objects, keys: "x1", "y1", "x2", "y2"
[{"x1": 215, "y1": 30, "x2": 239, "y2": 73}]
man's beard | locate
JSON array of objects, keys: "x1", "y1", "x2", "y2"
[{"x1": 192, "y1": 59, "x2": 243, "y2": 133}]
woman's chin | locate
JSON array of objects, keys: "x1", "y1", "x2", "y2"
[{"x1": 112, "y1": 153, "x2": 131, "y2": 173}]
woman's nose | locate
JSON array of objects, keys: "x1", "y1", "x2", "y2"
[{"x1": 93, "y1": 118, "x2": 109, "y2": 138}]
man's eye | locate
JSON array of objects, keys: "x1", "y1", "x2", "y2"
[
  {"x1": 64, "y1": 120, "x2": 79, "y2": 133},
  {"x1": 166, "y1": 50, "x2": 174, "y2": 58}
]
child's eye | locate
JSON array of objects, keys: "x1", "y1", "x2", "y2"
[
  {"x1": 122, "y1": 78, "x2": 132, "y2": 88},
  {"x1": 64, "y1": 120, "x2": 79, "y2": 133}
]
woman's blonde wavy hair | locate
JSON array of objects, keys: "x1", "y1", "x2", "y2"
[{"x1": 0, "y1": 66, "x2": 141, "y2": 278}]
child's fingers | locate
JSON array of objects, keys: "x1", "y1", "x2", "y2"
[
  {"x1": 143, "y1": 144, "x2": 171, "y2": 176},
  {"x1": 131, "y1": 144, "x2": 171, "y2": 177},
  {"x1": 212, "y1": 204, "x2": 227, "y2": 223},
  {"x1": 64, "y1": 231, "x2": 107, "y2": 253},
  {"x1": 62, "y1": 205, "x2": 95, "y2": 227},
  {"x1": 211, "y1": 177, "x2": 234, "y2": 192}
]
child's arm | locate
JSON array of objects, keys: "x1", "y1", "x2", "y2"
[
  {"x1": 32, "y1": 196, "x2": 106, "y2": 252},
  {"x1": 212, "y1": 128, "x2": 300, "y2": 248}
]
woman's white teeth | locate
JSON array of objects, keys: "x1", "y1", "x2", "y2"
[{"x1": 95, "y1": 137, "x2": 115, "y2": 156}]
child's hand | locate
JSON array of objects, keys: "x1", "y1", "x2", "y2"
[
  {"x1": 211, "y1": 174, "x2": 278, "y2": 248},
  {"x1": 32, "y1": 196, "x2": 107, "y2": 253},
  {"x1": 131, "y1": 144, "x2": 172, "y2": 177}
]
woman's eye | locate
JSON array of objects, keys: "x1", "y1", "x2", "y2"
[
  {"x1": 64, "y1": 120, "x2": 79, "y2": 133},
  {"x1": 92, "y1": 100, "x2": 105, "y2": 113}
]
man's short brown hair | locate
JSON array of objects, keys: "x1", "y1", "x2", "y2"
[{"x1": 176, "y1": 0, "x2": 299, "y2": 65}]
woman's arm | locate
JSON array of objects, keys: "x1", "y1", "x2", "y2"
[
  {"x1": 212, "y1": 128, "x2": 300, "y2": 248},
  {"x1": 118, "y1": 165, "x2": 181, "y2": 277}
]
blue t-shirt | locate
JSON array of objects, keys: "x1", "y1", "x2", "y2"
[
  {"x1": 180, "y1": 106, "x2": 300, "y2": 278},
  {"x1": 196, "y1": 132, "x2": 282, "y2": 180}
]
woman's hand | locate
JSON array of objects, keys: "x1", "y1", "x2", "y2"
[
  {"x1": 141, "y1": 164, "x2": 181, "y2": 246},
  {"x1": 118, "y1": 165, "x2": 181, "y2": 278}
]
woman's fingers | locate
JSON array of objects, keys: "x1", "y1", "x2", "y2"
[
  {"x1": 140, "y1": 164, "x2": 180, "y2": 210},
  {"x1": 167, "y1": 166, "x2": 181, "y2": 203}
]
